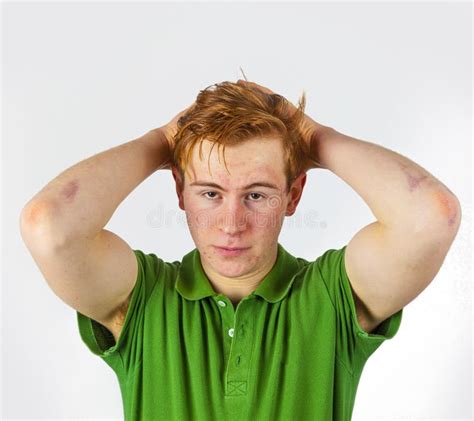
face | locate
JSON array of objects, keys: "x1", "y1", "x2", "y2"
[{"x1": 172, "y1": 137, "x2": 307, "y2": 279}]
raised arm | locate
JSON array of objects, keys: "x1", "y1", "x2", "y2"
[
  {"x1": 19, "y1": 104, "x2": 189, "y2": 342},
  {"x1": 312, "y1": 126, "x2": 461, "y2": 332},
  {"x1": 237, "y1": 79, "x2": 461, "y2": 333},
  {"x1": 20, "y1": 128, "x2": 171, "y2": 248}
]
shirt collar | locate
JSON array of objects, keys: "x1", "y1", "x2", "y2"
[{"x1": 175, "y1": 242, "x2": 302, "y2": 303}]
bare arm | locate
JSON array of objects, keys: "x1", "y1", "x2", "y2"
[
  {"x1": 20, "y1": 128, "x2": 171, "y2": 248},
  {"x1": 18, "y1": 127, "x2": 176, "y2": 342},
  {"x1": 312, "y1": 126, "x2": 461, "y2": 332},
  {"x1": 19, "y1": 98, "x2": 193, "y2": 343},
  {"x1": 313, "y1": 127, "x2": 461, "y2": 232}
]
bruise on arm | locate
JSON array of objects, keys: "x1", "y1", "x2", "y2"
[
  {"x1": 60, "y1": 179, "x2": 79, "y2": 203},
  {"x1": 23, "y1": 179, "x2": 80, "y2": 226},
  {"x1": 397, "y1": 160, "x2": 430, "y2": 193},
  {"x1": 397, "y1": 160, "x2": 460, "y2": 229}
]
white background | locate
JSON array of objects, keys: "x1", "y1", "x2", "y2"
[{"x1": 3, "y1": 1, "x2": 472, "y2": 420}]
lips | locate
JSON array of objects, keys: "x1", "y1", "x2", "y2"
[{"x1": 213, "y1": 245, "x2": 250, "y2": 256}]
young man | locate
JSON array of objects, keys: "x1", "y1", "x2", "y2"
[{"x1": 20, "y1": 80, "x2": 461, "y2": 420}]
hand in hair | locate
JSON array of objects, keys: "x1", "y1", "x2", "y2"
[
  {"x1": 157, "y1": 102, "x2": 195, "y2": 170},
  {"x1": 236, "y1": 79, "x2": 330, "y2": 170}
]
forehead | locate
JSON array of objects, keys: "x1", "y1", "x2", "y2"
[{"x1": 185, "y1": 137, "x2": 286, "y2": 186}]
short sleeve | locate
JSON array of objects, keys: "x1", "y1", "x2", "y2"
[
  {"x1": 317, "y1": 245, "x2": 403, "y2": 364},
  {"x1": 76, "y1": 249, "x2": 163, "y2": 371}
]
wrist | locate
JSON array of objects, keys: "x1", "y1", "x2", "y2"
[
  {"x1": 307, "y1": 122, "x2": 334, "y2": 170},
  {"x1": 140, "y1": 128, "x2": 173, "y2": 170},
  {"x1": 311, "y1": 126, "x2": 341, "y2": 171}
]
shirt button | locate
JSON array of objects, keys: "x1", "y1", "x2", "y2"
[
  {"x1": 228, "y1": 328, "x2": 235, "y2": 337},
  {"x1": 217, "y1": 300, "x2": 227, "y2": 307}
]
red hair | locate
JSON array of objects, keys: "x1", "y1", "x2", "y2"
[{"x1": 172, "y1": 81, "x2": 314, "y2": 192}]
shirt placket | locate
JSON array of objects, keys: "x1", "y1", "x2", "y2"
[{"x1": 213, "y1": 295, "x2": 255, "y2": 398}]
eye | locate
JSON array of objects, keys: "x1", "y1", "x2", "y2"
[
  {"x1": 201, "y1": 191, "x2": 264, "y2": 201},
  {"x1": 203, "y1": 191, "x2": 219, "y2": 199},
  {"x1": 247, "y1": 193, "x2": 264, "y2": 201}
]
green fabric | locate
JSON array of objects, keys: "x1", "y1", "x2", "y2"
[{"x1": 77, "y1": 242, "x2": 403, "y2": 420}]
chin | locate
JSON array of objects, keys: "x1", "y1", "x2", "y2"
[{"x1": 214, "y1": 261, "x2": 249, "y2": 278}]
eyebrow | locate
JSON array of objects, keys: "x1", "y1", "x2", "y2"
[{"x1": 189, "y1": 180, "x2": 280, "y2": 191}]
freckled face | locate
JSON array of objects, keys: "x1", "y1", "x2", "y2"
[{"x1": 176, "y1": 137, "x2": 292, "y2": 278}]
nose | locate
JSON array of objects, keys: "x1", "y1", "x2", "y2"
[{"x1": 217, "y1": 197, "x2": 249, "y2": 235}]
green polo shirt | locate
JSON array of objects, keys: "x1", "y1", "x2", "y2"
[{"x1": 77, "y1": 242, "x2": 403, "y2": 420}]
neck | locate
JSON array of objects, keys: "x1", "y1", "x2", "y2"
[{"x1": 201, "y1": 246, "x2": 278, "y2": 305}]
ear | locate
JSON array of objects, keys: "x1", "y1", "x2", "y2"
[
  {"x1": 285, "y1": 172, "x2": 307, "y2": 216},
  {"x1": 171, "y1": 165, "x2": 185, "y2": 210}
]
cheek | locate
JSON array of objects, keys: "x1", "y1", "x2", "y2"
[
  {"x1": 250, "y1": 207, "x2": 286, "y2": 231},
  {"x1": 186, "y1": 209, "x2": 213, "y2": 232},
  {"x1": 246, "y1": 196, "x2": 287, "y2": 227}
]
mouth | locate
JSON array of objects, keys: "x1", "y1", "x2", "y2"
[{"x1": 213, "y1": 245, "x2": 250, "y2": 257}]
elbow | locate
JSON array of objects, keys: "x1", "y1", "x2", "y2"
[
  {"x1": 19, "y1": 200, "x2": 67, "y2": 252},
  {"x1": 422, "y1": 189, "x2": 462, "y2": 237},
  {"x1": 434, "y1": 189, "x2": 462, "y2": 230},
  {"x1": 20, "y1": 199, "x2": 51, "y2": 229}
]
